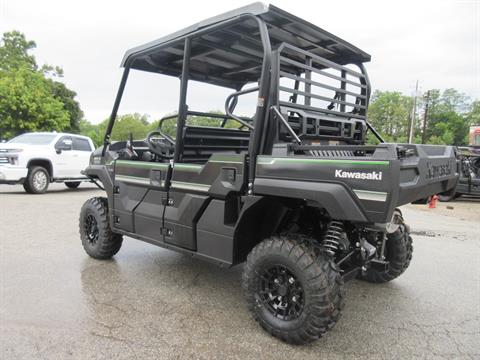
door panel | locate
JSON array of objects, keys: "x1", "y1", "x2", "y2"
[
  {"x1": 163, "y1": 192, "x2": 209, "y2": 250},
  {"x1": 163, "y1": 154, "x2": 246, "y2": 250},
  {"x1": 134, "y1": 190, "x2": 167, "y2": 241},
  {"x1": 113, "y1": 160, "x2": 170, "y2": 239},
  {"x1": 53, "y1": 136, "x2": 76, "y2": 178},
  {"x1": 72, "y1": 137, "x2": 93, "y2": 176}
]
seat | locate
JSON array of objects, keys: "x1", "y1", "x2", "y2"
[{"x1": 181, "y1": 126, "x2": 250, "y2": 163}]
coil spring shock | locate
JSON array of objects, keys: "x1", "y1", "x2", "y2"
[{"x1": 323, "y1": 220, "x2": 345, "y2": 256}]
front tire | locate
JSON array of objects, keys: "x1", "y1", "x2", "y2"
[
  {"x1": 23, "y1": 166, "x2": 49, "y2": 194},
  {"x1": 79, "y1": 197, "x2": 123, "y2": 259},
  {"x1": 242, "y1": 235, "x2": 344, "y2": 345},
  {"x1": 65, "y1": 181, "x2": 81, "y2": 189}
]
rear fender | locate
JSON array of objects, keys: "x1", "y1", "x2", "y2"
[{"x1": 253, "y1": 178, "x2": 369, "y2": 222}]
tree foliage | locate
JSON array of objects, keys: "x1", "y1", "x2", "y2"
[
  {"x1": 366, "y1": 91, "x2": 412, "y2": 143},
  {"x1": 0, "y1": 30, "x2": 37, "y2": 71},
  {"x1": 367, "y1": 88, "x2": 475, "y2": 146},
  {"x1": 0, "y1": 68, "x2": 70, "y2": 138},
  {"x1": 0, "y1": 31, "x2": 83, "y2": 138},
  {"x1": 423, "y1": 89, "x2": 471, "y2": 145},
  {"x1": 50, "y1": 80, "x2": 83, "y2": 132}
]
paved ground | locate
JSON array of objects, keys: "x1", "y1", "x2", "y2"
[{"x1": 1, "y1": 183, "x2": 479, "y2": 359}]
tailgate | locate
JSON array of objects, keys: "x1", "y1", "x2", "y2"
[{"x1": 392, "y1": 144, "x2": 458, "y2": 206}]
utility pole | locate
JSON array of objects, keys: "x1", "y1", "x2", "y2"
[
  {"x1": 422, "y1": 90, "x2": 430, "y2": 144},
  {"x1": 408, "y1": 80, "x2": 419, "y2": 144}
]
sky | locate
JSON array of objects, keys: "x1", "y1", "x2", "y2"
[{"x1": 1, "y1": 0, "x2": 479, "y2": 124}]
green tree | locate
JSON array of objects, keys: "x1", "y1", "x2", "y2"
[
  {"x1": 89, "y1": 113, "x2": 152, "y2": 144},
  {"x1": 423, "y1": 89, "x2": 471, "y2": 145},
  {"x1": 0, "y1": 30, "x2": 37, "y2": 71},
  {"x1": 50, "y1": 80, "x2": 83, "y2": 132},
  {"x1": 79, "y1": 119, "x2": 103, "y2": 147},
  {"x1": 367, "y1": 91, "x2": 412, "y2": 143},
  {"x1": 0, "y1": 31, "x2": 83, "y2": 137},
  {"x1": 466, "y1": 100, "x2": 480, "y2": 127},
  {"x1": 0, "y1": 67, "x2": 70, "y2": 138}
]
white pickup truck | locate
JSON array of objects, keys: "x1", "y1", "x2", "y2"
[{"x1": 0, "y1": 132, "x2": 95, "y2": 194}]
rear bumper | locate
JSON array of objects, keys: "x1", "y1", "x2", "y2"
[
  {"x1": 394, "y1": 144, "x2": 458, "y2": 206},
  {"x1": 0, "y1": 165, "x2": 28, "y2": 184}
]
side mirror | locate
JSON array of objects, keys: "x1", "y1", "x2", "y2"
[{"x1": 56, "y1": 139, "x2": 72, "y2": 154}]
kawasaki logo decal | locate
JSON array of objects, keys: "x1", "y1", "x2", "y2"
[{"x1": 335, "y1": 170, "x2": 383, "y2": 181}]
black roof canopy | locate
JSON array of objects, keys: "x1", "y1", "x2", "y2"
[{"x1": 121, "y1": 3, "x2": 371, "y2": 89}]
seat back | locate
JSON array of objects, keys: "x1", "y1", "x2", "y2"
[{"x1": 181, "y1": 126, "x2": 250, "y2": 163}]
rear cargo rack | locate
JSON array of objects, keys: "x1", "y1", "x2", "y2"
[{"x1": 271, "y1": 43, "x2": 370, "y2": 145}]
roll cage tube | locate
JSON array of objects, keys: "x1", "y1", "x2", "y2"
[
  {"x1": 102, "y1": 66, "x2": 130, "y2": 156},
  {"x1": 245, "y1": 16, "x2": 272, "y2": 187},
  {"x1": 103, "y1": 14, "x2": 272, "y2": 168},
  {"x1": 358, "y1": 63, "x2": 384, "y2": 143},
  {"x1": 172, "y1": 14, "x2": 271, "y2": 166},
  {"x1": 174, "y1": 37, "x2": 191, "y2": 163},
  {"x1": 224, "y1": 86, "x2": 258, "y2": 130}
]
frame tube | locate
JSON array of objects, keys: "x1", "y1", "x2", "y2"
[
  {"x1": 174, "y1": 37, "x2": 192, "y2": 162},
  {"x1": 102, "y1": 67, "x2": 130, "y2": 154}
]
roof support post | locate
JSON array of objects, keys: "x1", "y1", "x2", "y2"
[
  {"x1": 102, "y1": 66, "x2": 130, "y2": 154},
  {"x1": 174, "y1": 37, "x2": 192, "y2": 162},
  {"x1": 358, "y1": 63, "x2": 383, "y2": 143},
  {"x1": 247, "y1": 17, "x2": 272, "y2": 188}
]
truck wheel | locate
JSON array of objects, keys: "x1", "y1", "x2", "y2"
[
  {"x1": 437, "y1": 189, "x2": 456, "y2": 202},
  {"x1": 65, "y1": 181, "x2": 81, "y2": 189},
  {"x1": 242, "y1": 235, "x2": 344, "y2": 344},
  {"x1": 363, "y1": 217, "x2": 413, "y2": 283},
  {"x1": 23, "y1": 166, "x2": 49, "y2": 194},
  {"x1": 79, "y1": 197, "x2": 123, "y2": 260}
]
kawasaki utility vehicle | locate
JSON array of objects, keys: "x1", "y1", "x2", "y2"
[{"x1": 79, "y1": 3, "x2": 458, "y2": 344}]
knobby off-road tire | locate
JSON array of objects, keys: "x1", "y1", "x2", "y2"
[
  {"x1": 79, "y1": 197, "x2": 123, "y2": 259},
  {"x1": 65, "y1": 181, "x2": 81, "y2": 189},
  {"x1": 242, "y1": 235, "x2": 345, "y2": 345},
  {"x1": 437, "y1": 188, "x2": 456, "y2": 202},
  {"x1": 23, "y1": 166, "x2": 50, "y2": 194},
  {"x1": 364, "y1": 217, "x2": 413, "y2": 283}
]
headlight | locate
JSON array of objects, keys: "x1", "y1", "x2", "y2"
[{"x1": 9, "y1": 156, "x2": 19, "y2": 165}]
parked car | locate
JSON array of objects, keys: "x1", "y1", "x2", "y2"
[{"x1": 0, "y1": 132, "x2": 95, "y2": 194}]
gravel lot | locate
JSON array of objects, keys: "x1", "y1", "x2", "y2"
[{"x1": 1, "y1": 183, "x2": 479, "y2": 359}]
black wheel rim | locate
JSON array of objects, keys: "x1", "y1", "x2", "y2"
[
  {"x1": 84, "y1": 214, "x2": 99, "y2": 245},
  {"x1": 257, "y1": 264, "x2": 305, "y2": 320}
]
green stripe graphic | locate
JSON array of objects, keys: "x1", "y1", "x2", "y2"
[{"x1": 257, "y1": 157, "x2": 389, "y2": 166}]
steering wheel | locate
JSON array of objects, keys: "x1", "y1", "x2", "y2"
[{"x1": 146, "y1": 130, "x2": 175, "y2": 158}]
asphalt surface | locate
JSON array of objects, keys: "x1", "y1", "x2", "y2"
[{"x1": 1, "y1": 183, "x2": 479, "y2": 359}]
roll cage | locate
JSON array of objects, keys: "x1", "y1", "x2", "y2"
[{"x1": 103, "y1": 2, "x2": 381, "y2": 182}]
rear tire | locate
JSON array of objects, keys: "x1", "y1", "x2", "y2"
[
  {"x1": 23, "y1": 166, "x2": 49, "y2": 194},
  {"x1": 363, "y1": 213, "x2": 413, "y2": 283},
  {"x1": 438, "y1": 188, "x2": 456, "y2": 202},
  {"x1": 79, "y1": 197, "x2": 122, "y2": 259},
  {"x1": 242, "y1": 235, "x2": 344, "y2": 344},
  {"x1": 65, "y1": 181, "x2": 81, "y2": 189}
]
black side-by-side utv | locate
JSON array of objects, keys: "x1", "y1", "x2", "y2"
[{"x1": 79, "y1": 3, "x2": 458, "y2": 344}]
